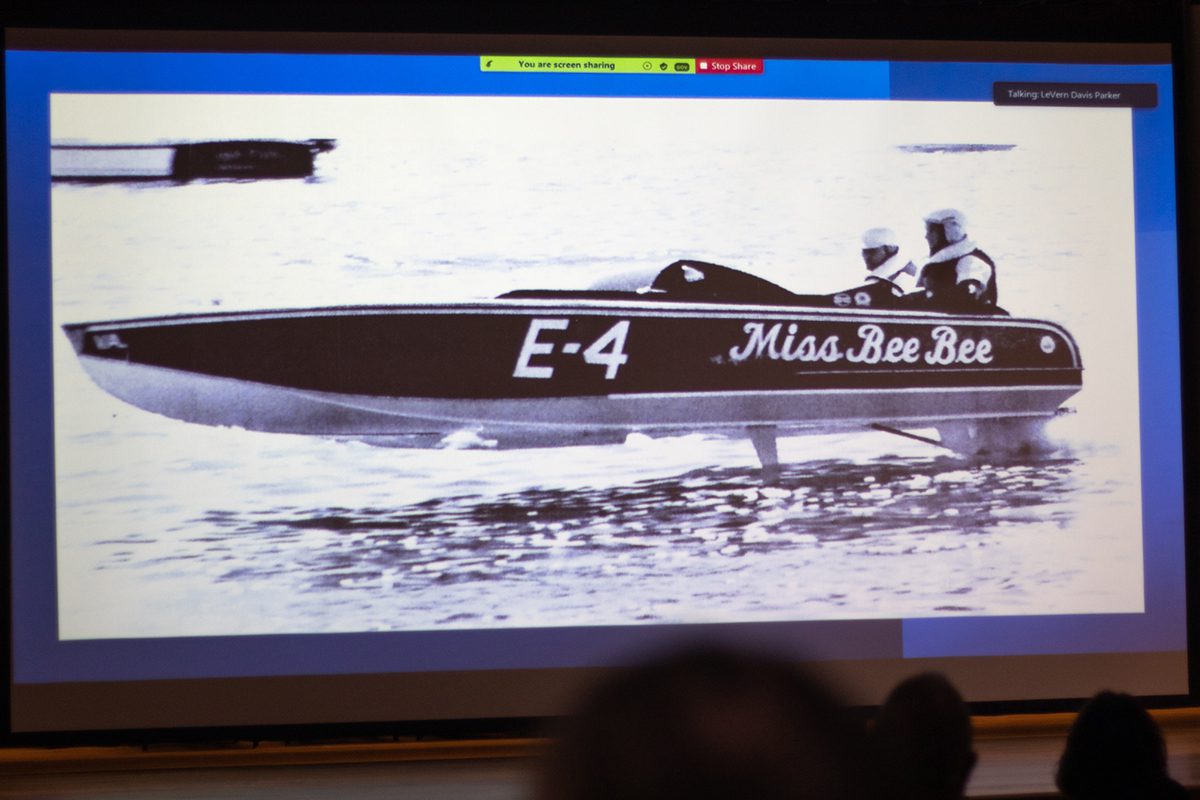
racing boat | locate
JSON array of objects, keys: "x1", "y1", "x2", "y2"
[
  {"x1": 63, "y1": 260, "x2": 1082, "y2": 467},
  {"x1": 51, "y1": 138, "x2": 337, "y2": 182}
]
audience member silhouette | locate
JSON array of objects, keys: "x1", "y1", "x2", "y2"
[
  {"x1": 1056, "y1": 690, "x2": 1188, "y2": 800},
  {"x1": 870, "y1": 672, "x2": 976, "y2": 800},
  {"x1": 536, "y1": 644, "x2": 868, "y2": 800}
]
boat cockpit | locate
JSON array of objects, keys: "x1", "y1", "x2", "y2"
[{"x1": 499, "y1": 259, "x2": 1008, "y2": 315}]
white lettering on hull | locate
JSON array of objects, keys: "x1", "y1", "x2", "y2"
[
  {"x1": 730, "y1": 322, "x2": 994, "y2": 366},
  {"x1": 513, "y1": 318, "x2": 569, "y2": 378},
  {"x1": 514, "y1": 319, "x2": 631, "y2": 379},
  {"x1": 728, "y1": 322, "x2": 844, "y2": 363}
]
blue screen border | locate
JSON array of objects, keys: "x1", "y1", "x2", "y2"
[{"x1": 5, "y1": 51, "x2": 1185, "y2": 683}]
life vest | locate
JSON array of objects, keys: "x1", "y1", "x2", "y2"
[
  {"x1": 920, "y1": 243, "x2": 997, "y2": 305},
  {"x1": 867, "y1": 252, "x2": 917, "y2": 292}
]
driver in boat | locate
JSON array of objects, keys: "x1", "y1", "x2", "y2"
[
  {"x1": 916, "y1": 208, "x2": 997, "y2": 306},
  {"x1": 831, "y1": 227, "x2": 918, "y2": 308},
  {"x1": 861, "y1": 227, "x2": 918, "y2": 293}
]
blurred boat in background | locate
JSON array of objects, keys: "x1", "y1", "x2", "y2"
[{"x1": 51, "y1": 138, "x2": 336, "y2": 181}]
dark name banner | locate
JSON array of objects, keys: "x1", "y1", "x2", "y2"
[{"x1": 993, "y1": 82, "x2": 1157, "y2": 108}]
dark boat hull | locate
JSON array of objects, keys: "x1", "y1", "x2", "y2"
[
  {"x1": 64, "y1": 299, "x2": 1083, "y2": 447},
  {"x1": 50, "y1": 139, "x2": 336, "y2": 182}
]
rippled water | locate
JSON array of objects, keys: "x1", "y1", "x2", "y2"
[{"x1": 50, "y1": 94, "x2": 1146, "y2": 638}]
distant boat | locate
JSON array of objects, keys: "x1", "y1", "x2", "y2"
[
  {"x1": 897, "y1": 143, "x2": 1016, "y2": 154},
  {"x1": 50, "y1": 139, "x2": 337, "y2": 182}
]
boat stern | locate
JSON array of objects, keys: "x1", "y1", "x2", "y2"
[{"x1": 61, "y1": 323, "x2": 88, "y2": 355}]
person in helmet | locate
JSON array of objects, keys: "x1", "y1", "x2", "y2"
[
  {"x1": 861, "y1": 227, "x2": 918, "y2": 293},
  {"x1": 827, "y1": 227, "x2": 919, "y2": 309},
  {"x1": 916, "y1": 209, "x2": 997, "y2": 307}
]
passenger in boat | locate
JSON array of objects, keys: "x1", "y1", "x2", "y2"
[
  {"x1": 861, "y1": 227, "x2": 918, "y2": 293},
  {"x1": 916, "y1": 209, "x2": 997, "y2": 307}
]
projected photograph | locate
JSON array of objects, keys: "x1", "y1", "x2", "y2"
[{"x1": 51, "y1": 93, "x2": 1145, "y2": 639}]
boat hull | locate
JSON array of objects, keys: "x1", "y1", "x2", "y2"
[
  {"x1": 51, "y1": 139, "x2": 335, "y2": 182},
  {"x1": 64, "y1": 300, "x2": 1083, "y2": 446}
]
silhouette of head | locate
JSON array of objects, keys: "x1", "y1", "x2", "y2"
[
  {"x1": 538, "y1": 644, "x2": 866, "y2": 800},
  {"x1": 871, "y1": 672, "x2": 976, "y2": 800},
  {"x1": 1056, "y1": 691, "x2": 1179, "y2": 800}
]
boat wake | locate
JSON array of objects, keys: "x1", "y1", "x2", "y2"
[
  {"x1": 69, "y1": 436, "x2": 1135, "y2": 635},
  {"x1": 174, "y1": 453, "x2": 1081, "y2": 586}
]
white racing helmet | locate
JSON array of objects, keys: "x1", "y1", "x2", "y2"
[
  {"x1": 923, "y1": 208, "x2": 967, "y2": 243},
  {"x1": 861, "y1": 227, "x2": 898, "y2": 249}
]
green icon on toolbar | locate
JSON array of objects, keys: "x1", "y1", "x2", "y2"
[{"x1": 480, "y1": 56, "x2": 696, "y2": 74}]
